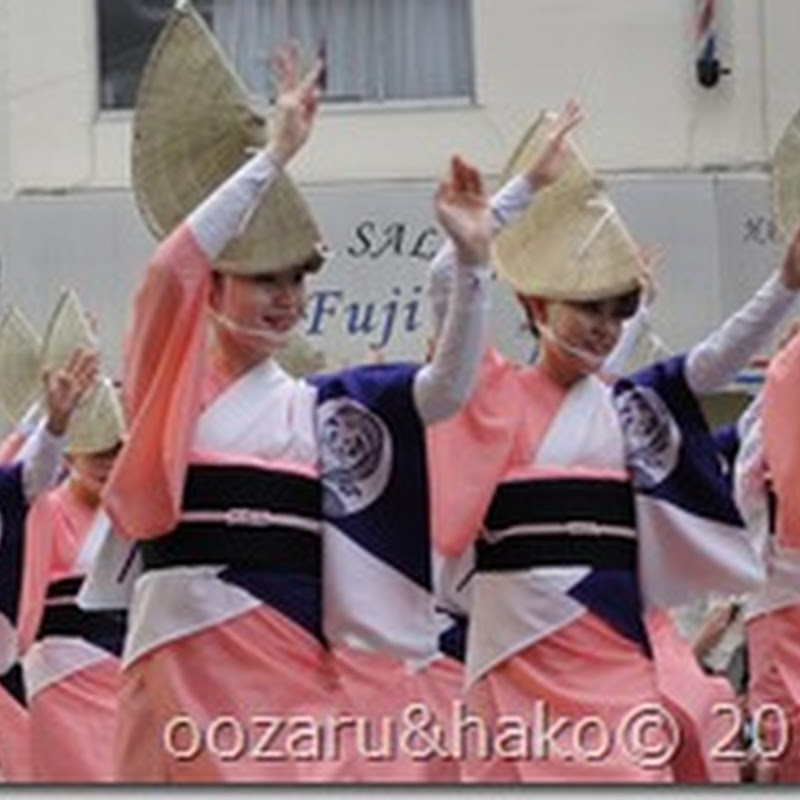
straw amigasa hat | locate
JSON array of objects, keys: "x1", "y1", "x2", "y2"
[
  {"x1": 495, "y1": 112, "x2": 643, "y2": 302},
  {"x1": 132, "y1": 0, "x2": 326, "y2": 276},
  {"x1": 39, "y1": 289, "x2": 98, "y2": 377},
  {"x1": 0, "y1": 306, "x2": 42, "y2": 424},
  {"x1": 64, "y1": 376, "x2": 127, "y2": 456},
  {"x1": 773, "y1": 106, "x2": 800, "y2": 241}
]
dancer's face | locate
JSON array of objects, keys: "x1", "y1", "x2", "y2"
[
  {"x1": 69, "y1": 442, "x2": 123, "y2": 492},
  {"x1": 211, "y1": 264, "x2": 307, "y2": 337},
  {"x1": 523, "y1": 293, "x2": 636, "y2": 383}
]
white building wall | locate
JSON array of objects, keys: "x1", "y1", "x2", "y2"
[
  {"x1": 4, "y1": 0, "x2": 96, "y2": 190},
  {"x1": 0, "y1": 0, "x2": 11, "y2": 198},
  {"x1": 0, "y1": 1, "x2": 798, "y2": 391},
  {"x1": 3, "y1": 0, "x2": 800, "y2": 189}
]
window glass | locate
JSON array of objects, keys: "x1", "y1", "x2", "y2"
[{"x1": 97, "y1": 0, "x2": 473, "y2": 110}]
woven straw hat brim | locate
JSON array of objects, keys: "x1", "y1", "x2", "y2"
[
  {"x1": 132, "y1": 1, "x2": 267, "y2": 241},
  {"x1": 773, "y1": 106, "x2": 800, "y2": 242},
  {"x1": 0, "y1": 306, "x2": 42, "y2": 424},
  {"x1": 65, "y1": 376, "x2": 127, "y2": 456},
  {"x1": 496, "y1": 113, "x2": 642, "y2": 301},
  {"x1": 39, "y1": 290, "x2": 97, "y2": 377},
  {"x1": 218, "y1": 174, "x2": 326, "y2": 276},
  {"x1": 133, "y1": 2, "x2": 326, "y2": 276}
]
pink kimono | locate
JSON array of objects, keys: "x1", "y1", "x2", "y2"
[
  {"x1": 645, "y1": 608, "x2": 739, "y2": 783},
  {"x1": 102, "y1": 146, "x2": 487, "y2": 783},
  {"x1": 429, "y1": 354, "x2": 673, "y2": 782},
  {"x1": 738, "y1": 396, "x2": 800, "y2": 783},
  {"x1": 18, "y1": 484, "x2": 122, "y2": 782},
  {"x1": 0, "y1": 420, "x2": 70, "y2": 782},
  {"x1": 0, "y1": 672, "x2": 31, "y2": 782},
  {"x1": 423, "y1": 168, "x2": 790, "y2": 783},
  {"x1": 104, "y1": 225, "x2": 343, "y2": 782},
  {"x1": 428, "y1": 343, "x2": 762, "y2": 783},
  {"x1": 764, "y1": 328, "x2": 800, "y2": 547}
]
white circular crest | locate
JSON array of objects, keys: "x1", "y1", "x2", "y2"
[
  {"x1": 317, "y1": 397, "x2": 392, "y2": 518},
  {"x1": 615, "y1": 385, "x2": 681, "y2": 488}
]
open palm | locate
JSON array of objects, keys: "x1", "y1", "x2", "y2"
[{"x1": 435, "y1": 155, "x2": 491, "y2": 267}]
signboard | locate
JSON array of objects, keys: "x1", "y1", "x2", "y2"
[{"x1": 0, "y1": 171, "x2": 792, "y2": 386}]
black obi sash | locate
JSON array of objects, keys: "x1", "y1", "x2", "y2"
[
  {"x1": 476, "y1": 477, "x2": 637, "y2": 572},
  {"x1": 38, "y1": 576, "x2": 126, "y2": 658}
]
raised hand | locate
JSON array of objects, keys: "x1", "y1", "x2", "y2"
[
  {"x1": 781, "y1": 218, "x2": 800, "y2": 291},
  {"x1": 636, "y1": 243, "x2": 665, "y2": 308},
  {"x1": 43, "y1": 347, "x2": 99, "y2": 437},
  {"x1": 435, "y1": 156, "x2": 491, "y2": 268},
  {"x1": 266, "y1": 42, "x2": 324, "y2": 168},
  {"x1": 524, "y1": 98, "x2": 585, "y2": 191}
]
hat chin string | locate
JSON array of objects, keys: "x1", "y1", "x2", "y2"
[
  {"x1": 539, "y1": 323, "x2": 605, "y2": 370},
  {"x1": 68, "y1": 465, "x2": 105, "y2": 496},
  {"x1": 209, "y1": 309, "x2": 293, "y2": 349}
]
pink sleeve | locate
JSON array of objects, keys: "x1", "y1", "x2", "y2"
[
  {"x1": 103, "y1": 225, "x2": 211, "y2": 540},
  {"x1": 763, "y1": 330, "x2": 800, "y2": 548},
  {"x1": 426, "y1": 348, "x2": 523, "y2": 556},
  {"x1": 18, "y1": 493, "x2": 58, "y2": 655}
]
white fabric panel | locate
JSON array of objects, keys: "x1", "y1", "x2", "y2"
[
  {"x1": 122, "y1": 567, "x2": 260, "y2": 669},
  {"x1": 193, "y1": 358, "x2": 319, "y2": 464},
  {"x1": 466, "y1": 568, "x2": 588, "y2": 687},
  {"x1": 536, "y1": 375, "x2": 626, "y2": 470},
  {"x1": 22, "y1": 638, "x2": 111, "y2": 699},
  {"x1": 77, "y1": 516, "x2": 142, "y2": 612},
  {"x1": 323, "y1": 522, "x2": 439, "y2": 661},
  {"x1": 0, "y1": 615, "x2": 17, "y2": 675},
  {"x1": 638, "y1": 494, "x2": 765, "y2": 610}
]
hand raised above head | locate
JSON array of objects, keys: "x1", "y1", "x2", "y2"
[
  {"x1": 266, "y1": 41, "x2": 324, "y2": 168},
  {"x1": 434, "y1": 155, "x2": 491, "y2": 268},
  {"x1": 636, "y1": 242, "x2": 666, "y2": 308},
  {"x1": 524, "y1": 98, "x2": 585, "y2": 191},
  {"x1": 43, "y1": 347, "x2": 99, "y2": 437}
]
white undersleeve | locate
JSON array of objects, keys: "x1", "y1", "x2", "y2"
[
  {"x1": 187, "y1": 150, "x2": 279, "y2": 261},
  {"x1": 14, "y1": 418, "x2": 65, "y2": 503},
  {"x1": 686, "y1": 272, "x2": 797, "y2": 394},
  {"x1": 414, "y1": 263, "x2": 491, "y2": 425}
]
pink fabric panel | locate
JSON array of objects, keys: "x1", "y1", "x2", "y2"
[
  {"x1": 115, "y1": 605, "x2": 347, "y2": 783},
  {"x1": 427, "y1": 349, "x2": 539, "y2": 558},
  {"x1": 330, "y1": 647, "x2": 462, "y2": 782},
  {"x1": 746, "y1": 605, "x2": 800, "y2": 783},
  {"x1": 646, "y1": 609, "x2": 739, "y2": 783},
  {"x1": 104, "y1": 224, "x2": 210, "y2": 541},
  {"x1": 29, "y1": 657, "x2": 119, "y2": 782},
  {"x1": 763, "y1": 330, "x2": 800, "y2": 548},
  {"x1": 463, "y1": 613, "x2": 674, "y2": 783},
  {"x1": 19, "y1": 486, "x2": 95, "y2": 654},
  {"x1": 0, "y1": 689, "x2": 31, "y2": 783}
]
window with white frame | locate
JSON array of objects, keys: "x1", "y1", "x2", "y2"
[{"x1": 97, "y1": 0, "x2": 474, "y2": 110}]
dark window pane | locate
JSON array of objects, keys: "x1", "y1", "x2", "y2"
[
  {"x1": 97, "y1": 0, "x2": 213, "y2": 109},
  {"x1": 97, "y1": 0, "x2": 472, "y2": 110}
]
